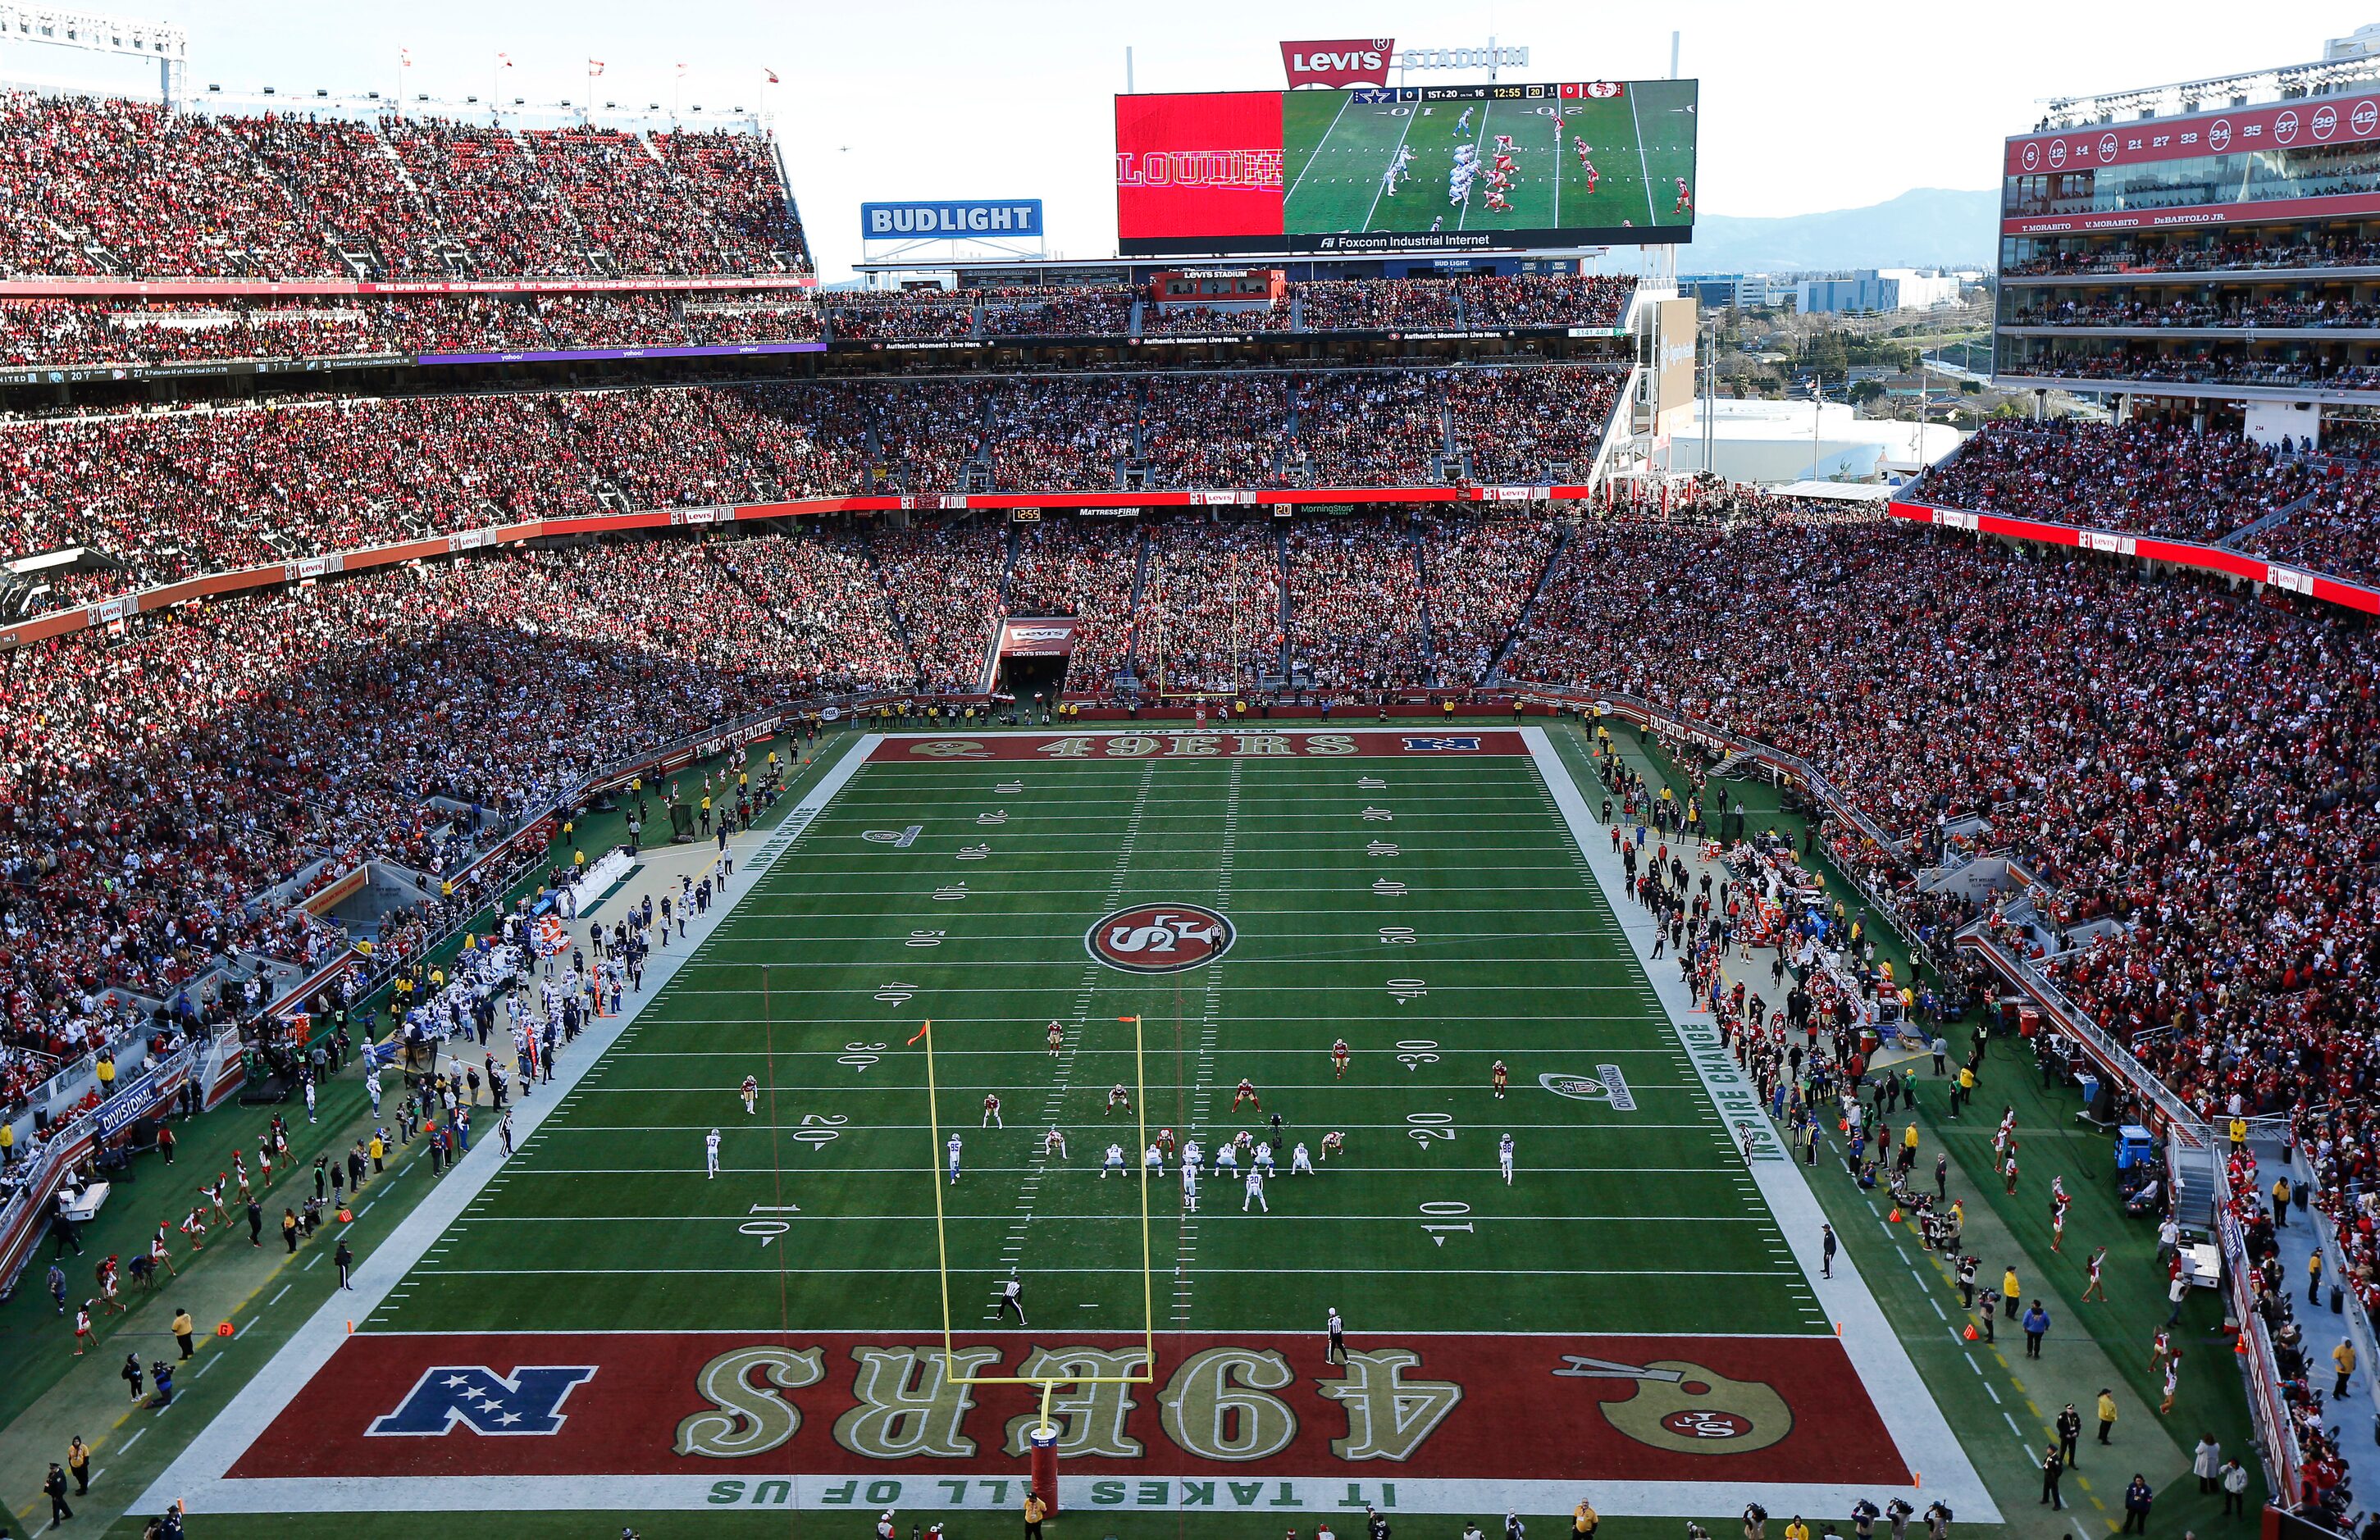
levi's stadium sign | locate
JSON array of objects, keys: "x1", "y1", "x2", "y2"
[
  {"x1": 1282, "y1": 39, "x2": 1394, "y2": 89},
  {"x1": 1281, "y1": 39, "x2": 1530, "y2": 86}
]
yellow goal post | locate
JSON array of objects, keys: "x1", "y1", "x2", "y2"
[{"x1": 915, "y1": 1014, "x2": 1159, "y2": 1422}]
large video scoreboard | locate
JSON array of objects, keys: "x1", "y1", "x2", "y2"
[{"x1": 1115, "y1": 79, "x2": 1698, "y2": 257}]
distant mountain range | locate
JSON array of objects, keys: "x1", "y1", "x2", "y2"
[{"x1": 1680, "y1": 188, "x2": 1999, "y2": 275}]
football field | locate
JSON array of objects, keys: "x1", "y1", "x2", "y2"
[
  {"x1": 141, "y1": 726, "x2": 1988, "y2": 1528},
  {"x1": 1283, "y1": 83, "x2": 1698, "y2": 237}
]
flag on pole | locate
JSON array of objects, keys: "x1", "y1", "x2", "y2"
[
  {"x1": 401, "y1": 48, "x2": 413, "y2": 66},
  {"x1": 907, "y1": 1020, "x2": 932, "y2": 1045},
  {"x1": 764, "y1": 69, "x2": 780, "y2": 84},
  {"x1": 498, "y1": 52, "x2": 513, "y2": 67},
  {"x1": 588, "y1": 58, "x2": 606, "y2": 76}
]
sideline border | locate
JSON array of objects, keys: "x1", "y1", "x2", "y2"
[
  {"x1": 130, "y1": 732, "x2": 880, "y2": 1516},
  {"x1": 1522, "y1": 723, "x2": 1999, "y2": 1519},
  {"x1": 136, "y1": 727, "x2": 1999, "y2": 1518}
]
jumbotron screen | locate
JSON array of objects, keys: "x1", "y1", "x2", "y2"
[{"x1": 1115, "y1": 80, "x2": 1698, "y2": 256}]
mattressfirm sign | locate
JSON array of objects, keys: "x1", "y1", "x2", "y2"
[
  {"x1": 860, "y1": 200, "x2": 1042, "y2": 239},
  {"x1": 1281, "y1": 39, "x2": 1394, "y2": 88}
]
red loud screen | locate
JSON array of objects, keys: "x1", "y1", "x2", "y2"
[{"x1": 1114, "y1": 92, "x2": 1285, "y2": 241}]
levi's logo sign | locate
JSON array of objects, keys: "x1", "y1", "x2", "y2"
[
  {"x1": 1282, "y1": 38, "x2": 1394, "y2": 88},
  {"x1": 368, "y1": 1366, "x2": 597, "y2": 1436}
]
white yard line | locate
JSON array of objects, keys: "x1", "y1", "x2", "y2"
[
  {"x1": 1283, "y1": 93, "x2": 1355, "y2": 203},
  {"x1": 135, "y1": 734, "x2": 881, "y2": 1518},
  {"x1": 1628, "y1": 89, "x2": 1657, "y2": 227},
  {"x1": 1457, "y1": 98, "x2": 1494, "y2": 231},
  {"x1": 1523, "y1": 723, "x2": 1999, "y2": 1519},
  {"x1": 1360, "y1": 105, "x2": 1421, "y2": 233},
  {"x1": 987, "y1": 763, "x2": 1158, "y2": 1316}
]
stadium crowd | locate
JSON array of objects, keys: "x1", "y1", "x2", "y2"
[
  {"x1": 1908, "y1": 417, "x2": 2318, "y2": 543},
  {"x1": 2009, "y1": 296, "x2": 2380, "y2": 330},
  {"x1": 0, "y1": 368, "x2": 1630, "y2": 604},
  {"x1": 1005, "y1": 518, "x2": 1142, "y2": 690},
  {"x1": 0, "y1": 289, "x2": 825, "y2": 368},
  {"x1": 2242, "y1": 462, "x2": 2380, "y2": 585},
  {"x1": 2005, "y1": 349, "x2": 2380, "y2": 394},
  {"x1": 1283, "y1": 514, "x2": 1428, "y2": 689},
  {"x1": 0, "y1": 94, "x2": 807, "y2": 280},
  {"x1": 2001, "y1": 232, "x2": 2380, "y2": 277}
]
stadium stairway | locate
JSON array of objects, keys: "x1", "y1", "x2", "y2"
[
  {"x1": 995, "y1": 522, "x2": 1023, "y2": 608},
  {"x1": 1273, "y1": 521, "x2": 1293, "y2": 677},
  {"x1": 1481, "y1": 521, "x2": 1572, "y2": 686},
  {"x1": 2216, "y1": 483, "x2": 2328, "y2": 550},
  {"x1": 1409, "y1": 517, "x2": 1442, "y2": 682}
]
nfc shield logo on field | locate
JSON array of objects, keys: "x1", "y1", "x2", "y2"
[
  {"x1": 367, "y1": 1365, "x2": 596, "y2": 1437},
  {"x1": 1088, "y1": 904, "x2": 1236, "y2": 973}
]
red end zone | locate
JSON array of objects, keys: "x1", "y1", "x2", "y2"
[
  {"x1": 869, "y1": 731, "x2": 1530, "y2": 763},
  {"x1": 227, "y1": 1331, "x2": 1907, "y2": 1485}
]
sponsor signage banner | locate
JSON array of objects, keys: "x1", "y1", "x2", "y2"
[
  {"x1": 419, "y1": 341, "x2": 826, "y2": 367},
  {"x1": 0, "y1": 276, "x2": 818, "y2": 298},
  {"x1": 300, "y1": 864, "x2": 370, "y2": 917},
  {"x1": 859, "y1": 200, "x2": 1044, "y2": 239},
  {"x1": 868, "y1": 731, "x2": 1530, "y2": 763},
  {"x1": 1281, "y1": 39, "x2": 1394, "y2": 89},
  {"x1": 2004, "y1": 91, "x2": 2380, "y2": 176},
  {"x1": 93, "y1": 1051, "x2": 189, "y2": 1141},
  {"x1": 996, "y1": 617, "x2": 1082, "y2": 658},
  {"x1": 1885, "y1": 501, "x2": 2380, "y2": 618},
  {"x1": 2001, "y1": 186, "x2": 2380, "y2": 236},
  {"x1": 224, "y1": 1329, "x2": 1905, "y2": 1497}
]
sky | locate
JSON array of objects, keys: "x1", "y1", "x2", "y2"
[{"x1": 6, "y1": 0, "x2": 2360, "y2": 280}]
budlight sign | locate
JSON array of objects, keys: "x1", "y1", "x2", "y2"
[{"x1": 859, "y1": 200, "x2": 1043, "y2": 239}]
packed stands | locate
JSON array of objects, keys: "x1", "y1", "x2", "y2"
[
  {"x1": 870, "y1": 519, "x2": 1010, "y2": 692},
  {"x1": 2242, "y1": 462, "x2": 2380, "y2": 585},
  {"x1": 0, "y1": 93, "x2": 808, "y2": 280},
  {"x1": 1455, "y1": 273, "x2": 1634, "y2": 329},
  {"x1": 1293, "y1": 280, "x2": 1461, "y2": 332},
  {"x1": 0, "y1": 290, "x2": 821, "y2": 367},
  {"x1": 1448, "y1": 367, "x2": 1622, "y2": 482},
  {"x1": 2002, "y1": 350, "x2": 2380, "y2": 393},
  {"x1": 1908, "y1": 417, "x2": 2318, "y2": 543},
  {"x1": 1293, "y1": 371, "x2": 1447, "y2": 486},
  {"x1": 1140, "y1": 376, "x2": 1293, "y2": 489},
  {"x1": 1137, "y1": 520, "x2": 1283, "y2": 693},
  {"x1": 1419, "y1": 514, "x2": 1560, "y2": 686},
  {"x1": 2008, "y1": 296, "x2": 2380, "y2": 330},
  {"x1": 1005, "y1": 518, "x2": 1142, "y2": 689},
  {"x1": 0, "y1": 369, "x2": 1630, "y2": 600},
  {"x1": 984, "y1": 379, "x2": 1137, "y2": 491},
  {"x1": 979, "y1": 286, "x2": 1137, "y2": 339},
  {"x1": 2002, "y1": 234, "x2": 2380, "y2": 278},
  {"x1": 1283, "y1": 513, "x2": 1427, "y2": 688}
]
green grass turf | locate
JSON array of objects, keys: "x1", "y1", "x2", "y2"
[
  {"x1": 1282, "y1": 84, "x2": 1697, "y2": 237},
  {"x1": 73, "y1": 722, "x2": 2266, "y2": 1540},
  {"x1": 365, "y1": 749, "x2": 1821, "y2": 1339},
  {"x1": 1598, "y1": 726, "x2": 2261, "y2": 1533},
  {"x1": 0, "y1": 733, "x2": 834, "y2": 1428}
]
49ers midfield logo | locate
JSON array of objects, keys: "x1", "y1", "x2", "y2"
[{"x1": 1088, "y1": 904, "x2": 1235, "y2": 973}]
